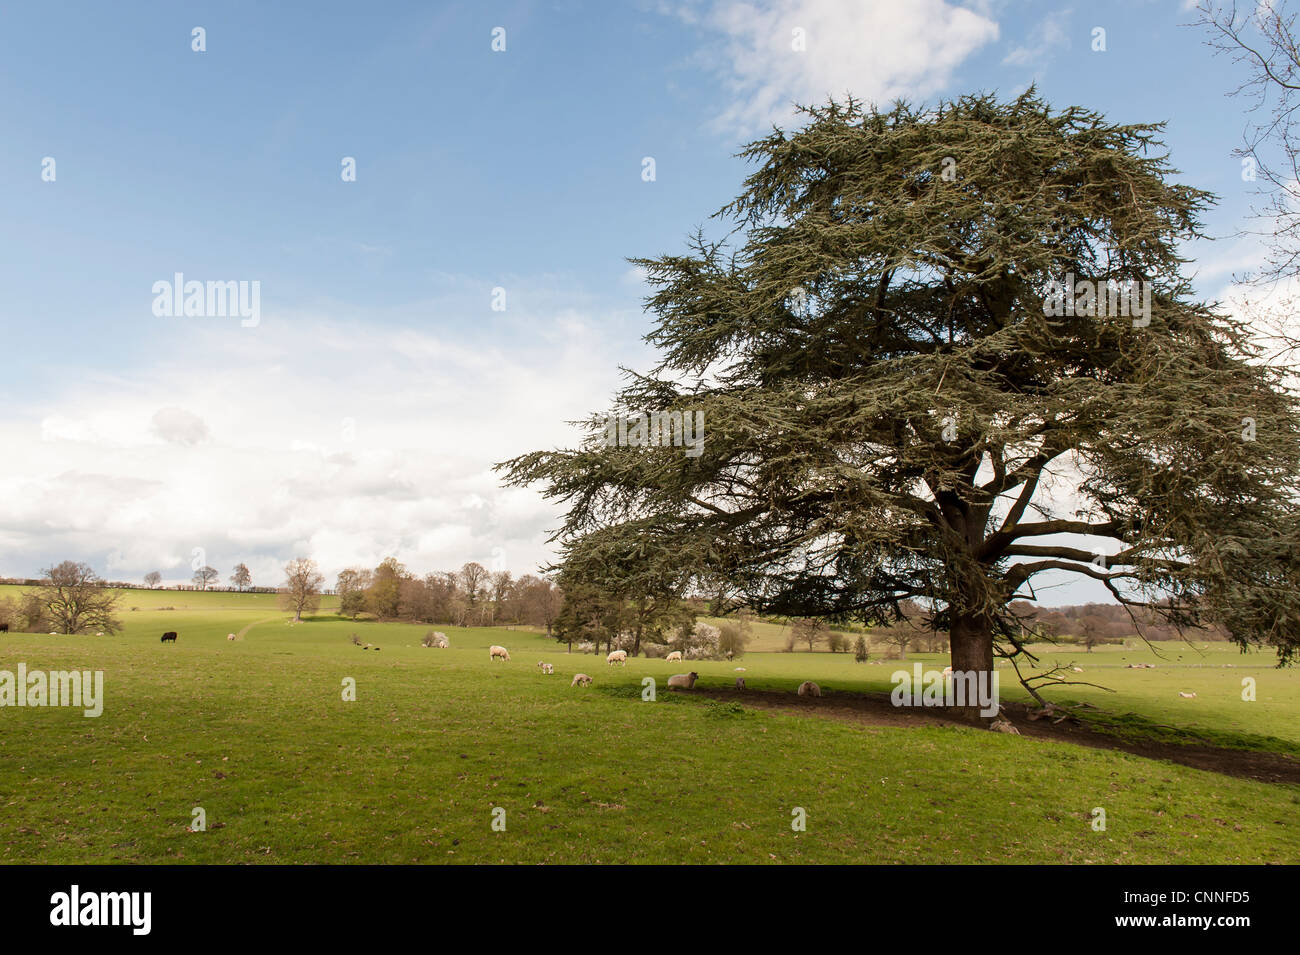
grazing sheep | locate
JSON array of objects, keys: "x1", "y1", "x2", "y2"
[
  {"x1": 537, "y1": 661, "x2": 547, "y2": 669},
  {"x1": 606, "y1": 649, "x2": 628, "y2": 666},
  {"x1": 49, "y1": 631, "x2": 58, "y2": 636},
  {"x1": 735, "y1": 677, "x2": 746, "y2": 690},
  {"x1": 227, "y1": 634, "x2": 235, "y2": 641},
  {"x1": 541, "y1": 663, "x2": 554, "y2": 674},
  {"x1": 1178, "y1": 691, "x2": 1197, "y2": 699},
  {"x1": 160, "y1": 631, "x2": 178, "y2": 643},
  {"x1": 797, "y1": 681, "x2": 821, "y2": 697},
  {"x1": 734, "y1": 667, "x2": 745, "y2": 671},
  {"x1": 665, "y1": 651, "x2": 683, "y2": 663},
  {"x1": 1071, "y1": 666, "x2": 1083, "y2": 673},
  {"x1": 666, "y1": 671, "x2": 699, "y2": 690},
  {"x1": 989, "y1": 718, "x2": 1021, "y2": 735},
  {"x1": 489, "y1": 645, "x2": 510, "y2": 662},
  {"x1": 571, "y1": 673, "x2": 592, "y2": 687}
]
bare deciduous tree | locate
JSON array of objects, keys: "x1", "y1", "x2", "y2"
[
  {"x1": 1197, "y1": 1, "x2": 1300, "y2": 282},
  {"x1": 230, "y1": 563, "x2": 252, "y2": 591},
  {"x1": 28, "y1": 561, "x2": 122, "y2": 634},
  {"x1": 458, "y1": 562, "x2": 489, "y2": 606},
  {"x1": 192, "y1": 565, "x2": 219, "y2": 590},
  {"x1": 791, "y1": 617, "x2": 828, "y2": 652},
  {"x1": 279, "y1": 558, "x2": 324, "y2": 622}
]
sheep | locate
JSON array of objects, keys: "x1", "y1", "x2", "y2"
[
  {"x1": 796, "y1": 681, "x2": 821, "y2": 698},
  {"x1": 434, "y1": 632, "x2": 449, "y2": 648},
  {"x1": 537, "y1": 661, "x2": 547, "y2": 670},
  {"x1": 666, "y1": 671, "x2": 699, "y2": 690},
  {"x1": 96, "y1": 631, "x2": 104, "y2": 636},
  {"x1": 542, "y1": 663, "x2": 554, "y2": 674},
  {"x1": 571, "y1": 673, "x2": 592, "y2": 687},
  {"x1": 1178, "y1": 691, "x2": 1197, "y2": 699},
  {"x1": 489, "y1": 645, "x2": 510, "y2": 662},
  {"x1": 227, "y1": 634, "x2": 235, "y2": 641},
  {"x1": 1071, "y1": 666, "x2": 1084, "y2": 673},
  {"x1": 160, "y1": 631, "x2": 178, "y2": 643},
  {"x1": 989, "y1": 718, "x2": 1021, "y2": 735},
  {"x1": 665, "y1": 650, "x2": 683, "y2": 663},
  {"x1": 735, "y1": 677, "x2": 746, "y2": 690},
  {"x1": 734, "y1": 667, "x2": 745, "y2": 671},
  {"x1": 0, "y1": 624, "x2": 8, "y2": 633},
  {"x1": 606, "y1": 649, "x2": 628, "y2": 666}
]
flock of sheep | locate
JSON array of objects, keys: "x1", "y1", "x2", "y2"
[{"x1": 483, "y1": 644, "x2": 823, "y2": 697}]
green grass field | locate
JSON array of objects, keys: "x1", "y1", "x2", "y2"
[{"x1": 1, "y1": 586, "x2": 1297, "y2": 863}]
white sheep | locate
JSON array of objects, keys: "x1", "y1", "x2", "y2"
[
  {"x1": 1178, "y1": 691, "x2": 1197, "y2": 699},
  {"x1": 433, "y1": 632, "x2": 449, "y2": 648},
  {"x1": 666, "y1": 671, "x2": 699, "y2": 690},
  {"x1": 665, "y1": 650, "x2": 683, "y2": 663},
  {"x1": 489, "y1": 645, "x2": 510, "y2": 661},
  {"x1": 797, "y1": 681, "x2": 821, "y2": 698},
  {"x1": 606, "y1": 649, "x2": 628, "y2": 666},
  {"x1": 542, "y1": 663, "x2": 554, "y2": 674},
  {"x1": 571, "y1": 673, "x2": 592, "y2": 687},
  {"x1": 227, "y1": 634, "x2": 235, "y2": 641}
]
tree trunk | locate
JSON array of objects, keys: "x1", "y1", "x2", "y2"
[{"x1": 948, "y1": 611, "x2": 996, "y2": 724}]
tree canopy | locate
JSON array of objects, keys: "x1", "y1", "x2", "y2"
[{"x1": 500, "y1": 92, "x2": 1300, "y2": 711}]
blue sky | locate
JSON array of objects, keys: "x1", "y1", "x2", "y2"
[{"x1": 0, "y1": 0, "x2": 1278, "y2": 602}]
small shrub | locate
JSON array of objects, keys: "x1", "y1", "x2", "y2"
[{"x1": 703, "y1": 700, "x2": 748, "y2": 718}]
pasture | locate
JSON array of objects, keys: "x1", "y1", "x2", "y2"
[{"x1": 0, "y1": 587, "x2": 1296, "y2": 864}]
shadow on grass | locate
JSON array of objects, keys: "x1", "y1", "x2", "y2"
[{"x1": 1063, "y1": 703, "x2": 1300, "y2": 758}]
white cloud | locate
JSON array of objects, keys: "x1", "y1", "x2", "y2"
[
  {"x1": 151, "y1": 407, "x2": 211, "y2": 446},
  {"x1": 0, "y1": 296, "x2": 646, "y2": 587},
  {"x1": 1001, "y1": 11, "x2": 1070, "y2": 68},
  {"x1": 678, "y1": 0, "x2": 999, "y2": 135}
]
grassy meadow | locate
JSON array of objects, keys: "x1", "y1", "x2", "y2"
[{"x1": 0, "y1": 586, "x2": 1297, "y2": 864}]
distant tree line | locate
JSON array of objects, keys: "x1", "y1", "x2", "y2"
[
  {"x1": 332, "y1": 558, "x2": 562, "y2": 632},
  {"x1": 1011, "y1": 600, "x2": 1231, "y2": 650}
]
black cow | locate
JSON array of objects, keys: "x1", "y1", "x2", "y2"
[
  {"x1": 160, "y1": 631, "x2": 178, "y2": 643},
  {"x1": 0, "y1": 623, "x2": 9, "y2": 634}
]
